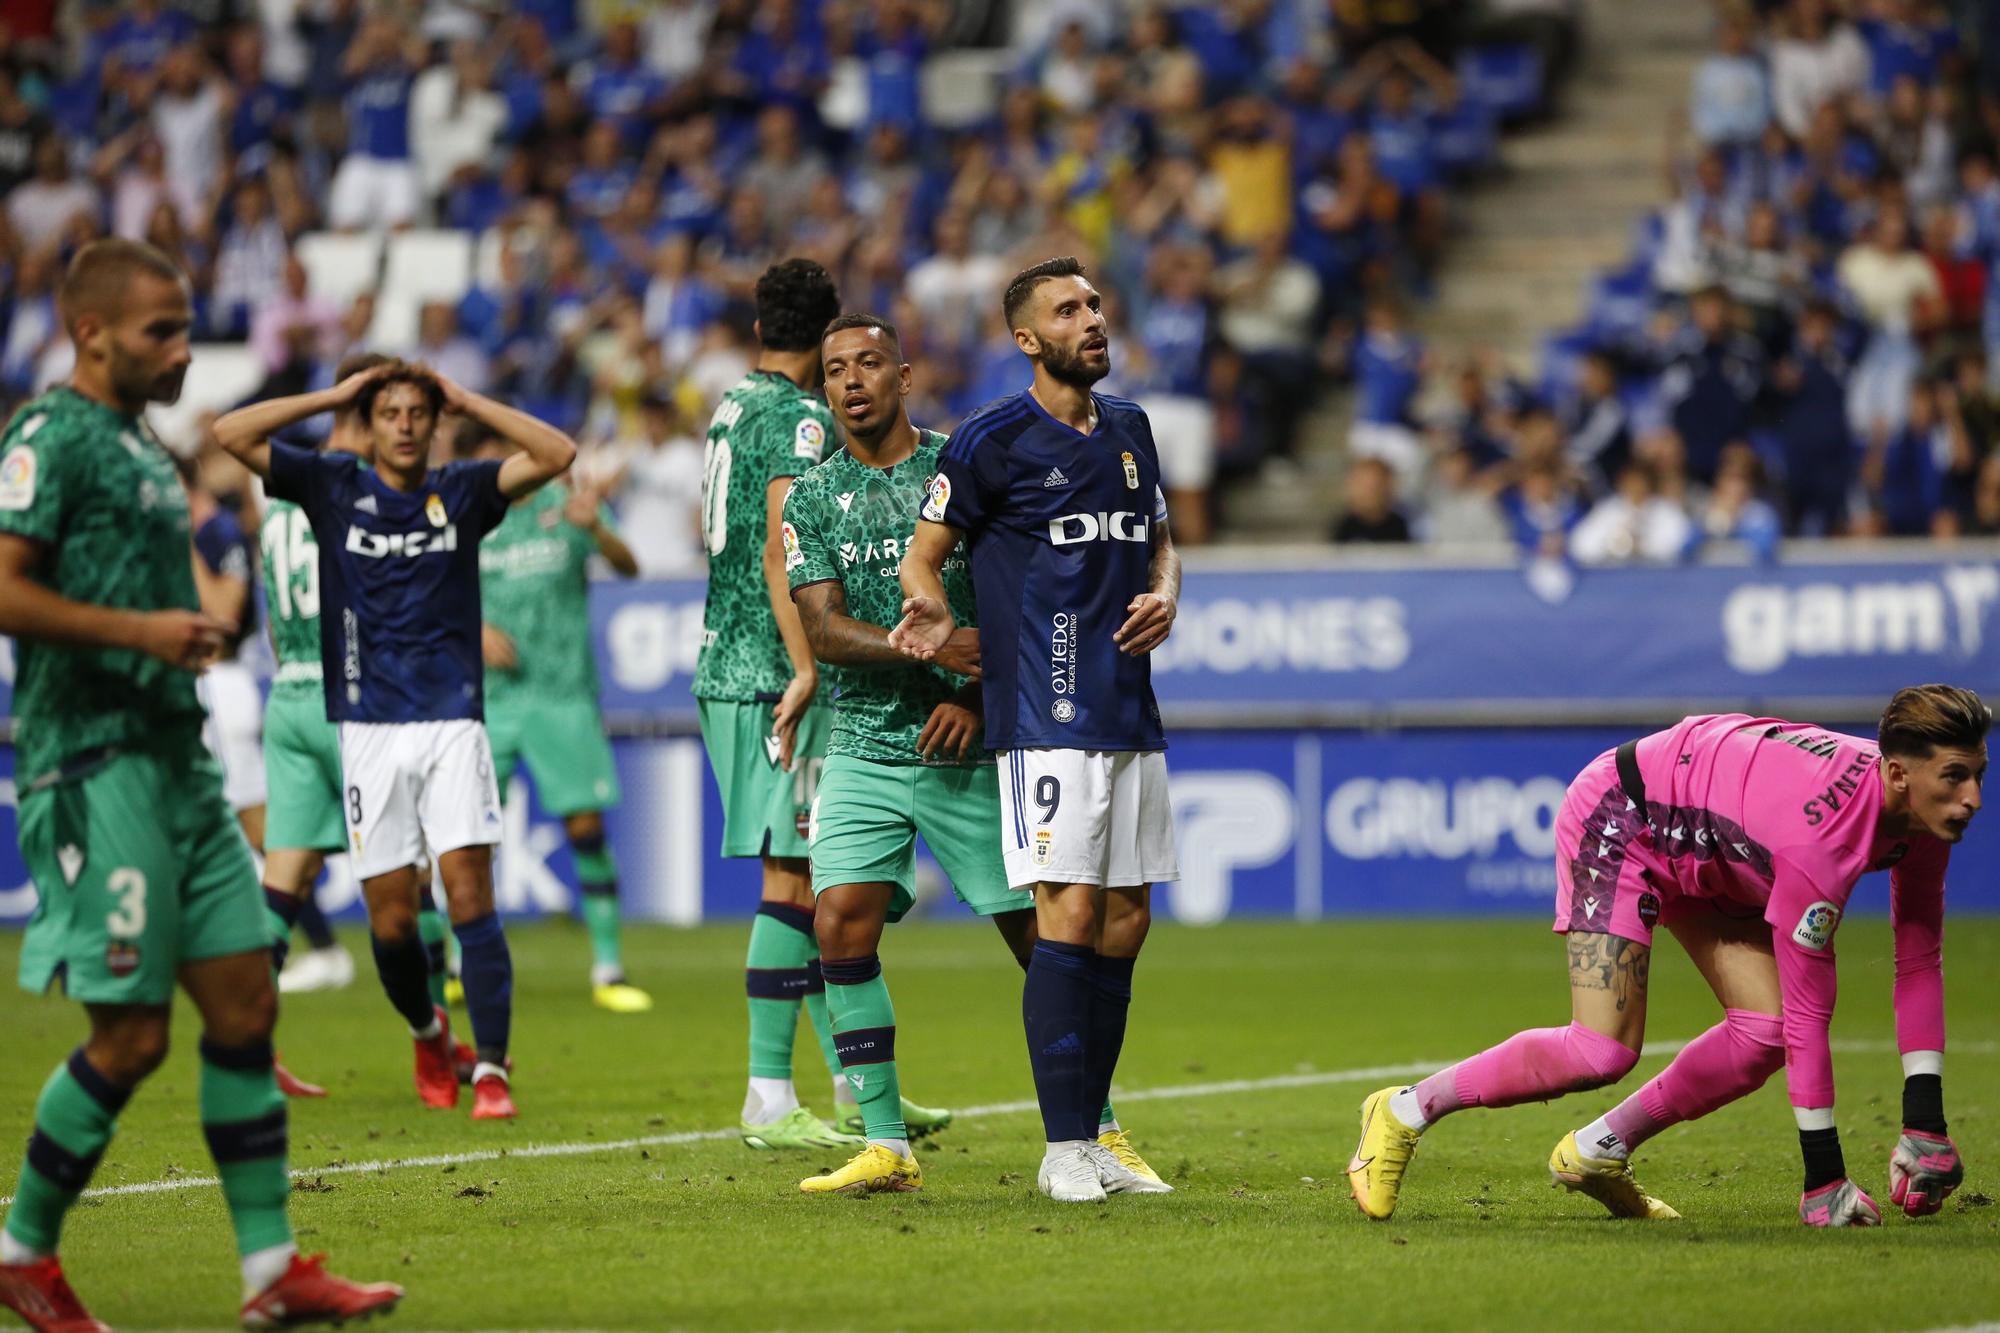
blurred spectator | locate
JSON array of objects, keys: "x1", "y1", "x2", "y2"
[
  {"x1": 211, "y1": 179, "x2": 290, "y2": 339},
  {"x1": 1964, "y1": 454, "x2": 2000, "y2": 535},
  {"x1": 610, "y1": 387, "x2": 708, "y2": 576},
  {"x1": 1770, "y1": 300, "x2": 1855, "y2": 535},
  {"x1": 1690, "y1": 11, "x2": 1770, "y2": 150},
  {"x1": 1920, "y1": 202, "x2": 1984, "y2": 343},
  {"x1": 1874, "y1": 76, "x2": 1953, "y2": 210},
  {"x1": 414, "y1": 300, "x2": 492, "y2": 393},
  {"x1": 1497, "y1": 454, "x2": 1585, "y2": 558},
  {"x1": 224, "y1": 25, "x2": 296, "y2": 170},
  {"x1": 576, "y1": 19, "x2": 669, "y2": 138},
  {"x1": 642, "y1": 232, "x2": 727, "y2": 368},
  {"x1": 1039, "y1": 19, "x2": 1097, "y2": 114},
  {"x1": 94, "y1": 130, "x2": 173, "y2": 241},
  {"x1": 1570, "y1": 460, "x2": 1695, "y2": 564},
  {"x1": 411, "y1": 41, "x2": 507, "y2": 204},
  {"x1": 327, "y1": 15, "x2": 421, "y2": 229},
  {"x1": 1770, "y1": 0, "x2": 1869, "y2": 139},
  {"x1": 1347, "y1": 295, "x2": 1427, "y2": 490},
  {"x1": 1698, "y1": 445, "x2": 1783, "y2": 560},
  {"x1": 1838, "y1": 208, "x2": 1941, "y2": 445},
  {"x1": 1717, "y1": 201, "x2": 1808, "y2": 352},
  {"x1": 1562, "y1": 351, "x2": 1633, "y2": 488},
  {"x1": 1657, "y1": 285, "x2": 1762, "y2": 484},
  {"x1": 1, "y1": 252, "x2": 61, "y2": 397},
  {"x1": 152, "y1": 44, "x2": 227, "y2": 228},
  {"x1": 1208, "y1": 97, "x2": 1292, "y2": 250},
  {"x1": 643, "y1": 1, "x2": 719, "y2": 84},
  {"x1": 0, "y1": 71, "x2": 50, "y2": 198},
  {"x1": 9, "y1": 135, "x2": 101, "y2": 252},
  {"x1": 1868, "y1": 377, "x2": 1953, "y2": 534},
  {"x1": 1332, "y1": 456, "x2": 1412, "y2": 544},
  {"x1": 1216, "y1": 232, "x2": 1320, "y2": 464},
  {"x1": 1130, "y1": 243, "x2": 1217, "y2": 545},
  {"x1": 906, "y1": 213, "x2": 1006, "y2": 361},
  {"x1": 249, "y1": 253, "x2": 342, "y2": 373},
  {"x1": 1420, "y1": 445, "x2": 1511, "y2": 547}
]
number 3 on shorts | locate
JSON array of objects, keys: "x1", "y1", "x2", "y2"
[{"x1": 106, "y1": 867, "x2": 147, "y2": 937}]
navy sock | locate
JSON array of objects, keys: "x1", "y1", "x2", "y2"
[
  {"x1": 264, "y1": 888, "x2": 301, "y2": 973},
  {"x1": 297, "y1": 892, "x2": 336, "y2": 950},
  {"x1": 1023, "y1": 940, "x2": 1096, "y2": 1143},
  {"x1": 370, "y1": 929, "x2": 435, "y2": 1033},
  {"x1": 1083, "y1": 953, "x2": 1135, "y2": 1133},
  {"x1": 455, "y1": 912, "x2": 513, "y2": 1066}
]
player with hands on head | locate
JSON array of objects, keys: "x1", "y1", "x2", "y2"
[
  {"x1": 216, "y1": 357, "x2": 576, "y2": 1124},
  {"x1": 1345, "y1": 684, "x2": 1985, "y2": 1229},
  {"x1": 895, "y1": 256, "x2": 1182, "y2": 1203}
]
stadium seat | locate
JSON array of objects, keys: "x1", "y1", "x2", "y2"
[
  {"x1": 1456, "y1": 45, "x2": 1545, "y2": 122},
  {"x1": 367, "y1": 230, "x2": 476, "y2": 351},
  {"x1": 920, "y1": 50, "x2": 1006, "y2": 129},
  {"x1": 147, "y1": 343, "x2": 267, "y2": 451},
  {"x1": 1583, "y1": 264, "x2": 1656, "y2": 340},
  {"x1": 296, "y1": 231, "x2": 384, "y2": 309}
]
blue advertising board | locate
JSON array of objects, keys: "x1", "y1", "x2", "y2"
[{"x1": 5, "y1": 725, "x2": 1993, "y2": 927}]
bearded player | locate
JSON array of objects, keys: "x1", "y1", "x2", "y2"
[
  {"x1": 1347, "y1": 686, "x2": 1986, "y2": 1227},
  {"x1": 894, "y1": 258, "x2": 1181, "y2": 1203}
]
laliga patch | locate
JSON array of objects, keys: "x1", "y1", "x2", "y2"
[
  {"x1": 425, "y1": 494, "x2": 447, "y2": 528},
  {"x1": 794, "y1": 417, "x2": 826, "y2": 460},
  {"x1": 104, "y1": 941, "x2": 140, "y2": 979},
  {"x1": 1637, "y1": 892, "x2": 1660, "y2": 929},
  {"x1": 0, "y1": 445, "x2": 37, "y2": 511},
  {"x1": 1032, "y1": 828, "x2": 1054, "y2": 867},
  {"x1": 781, "y1": 520, "x2": 803, "y2": 572},
  {"x1": 1120, "y1": 450, "x2": 1139, "y2": 489},
  {"x1": 921, "y1": 473, "x2": 949, "y2": 522},
  {"x1": 1792, "y1": 900, "x2": 1842, "y2": 951}
]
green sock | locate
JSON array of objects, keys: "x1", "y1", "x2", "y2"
[
  {"x1": 580, "y1": 889, "x2": 623, "y2": 976},
  {"x1": 744, "y1": 903, "x2": 817, "y2": 1080},
  {"x1": 3, "y1": 1051, "x2": 127, "y2": 1253},
  {"x1": 821, "y1": 955, "x2": 903, "y2": 1141},
  {"x1": 417, "y1": 906, "x2": 448, "y2": 1008},
  {"x1": 198, "y1": 1038, "x2": 293, "y2": 1257}
]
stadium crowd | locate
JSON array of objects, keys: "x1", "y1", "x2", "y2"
[
  {"x1": 0, "y1": 0, "x2": 1574, "y2": 554},
  {"x1": 1335, "y1": 0, "x2": 2000, "y2": 559}
]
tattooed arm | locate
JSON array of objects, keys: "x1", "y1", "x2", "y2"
[{"x1": 793, "y1": 580, "x2": 982, "y2": 677}]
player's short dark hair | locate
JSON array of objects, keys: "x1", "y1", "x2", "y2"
[
  {"x1": 821, "y1": 312, "x2": 902, "y2": 357},
  {"x1": 754, "y1": 258, "x2": 841, "y2": 352},
  {"x1": 1879, "y1": 685, "x2": 1991, "y2": 760},
  {"x1": 355, "y1": 360, "x2": 444, "y2": 424},
  {"x1": 336, "y1": 350, "x2": 395, "y2": 383},
  {"x1": 59, "y1": 238, "x2": 187, "y2": 333},
  {"x1": 1002, "y1": 256, "x2": 1087, "y2": 331}
]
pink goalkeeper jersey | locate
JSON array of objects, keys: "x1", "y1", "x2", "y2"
[{"x1": 1628, "y1": 715, "x2": 1949, "y2": 1108}]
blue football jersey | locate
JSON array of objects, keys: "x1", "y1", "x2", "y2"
[
  {"x1": 930, "y1": 390, "x2": 1169, "y2": 752},
  {"x1": 193, "y1": 507, "x2": 257, "y2": 644},
  {"x1": 267, "y1": 444, "x2": 510, "y2": 723}
]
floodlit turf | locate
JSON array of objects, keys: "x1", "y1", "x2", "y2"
[{"x1": 1, "y1": 917, "x2": 1997, "y2": 1331}]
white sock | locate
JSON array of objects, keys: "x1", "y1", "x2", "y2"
[
  {"x1": 1098, "y1": 1118, "x2": 1120, "y2": 1135},
  {"x1": 1577, "y1": 1115, "x2": 1628, "y2": 1160},
  {"x1": 869, "y1": 1137, "x2": 912, "y2": 1159},
  {"x1": 743, "y1": 1076, "x2": 799, "y2": 1124},
  {"x1": 1388, "y1": 1086, "x2": 1428, "y2": 1132},
  {"x1": 0, "y1": 1230, "x2": 49, "y2": 1265},
  {"x1": 240, "y1": 1242, "x2": 297, "y2": 1298},
  {"x1": 470, "y1": 1061, "x2": 508, "y2": 1086},
  {"x1": 411, "y1": 1015, "x2": 442, "y2": 1041},
  {"x1": 590, "y1": 964, "x2": 625, "y2": 988},
  {"x1": 832, "y1": 1074, "x2": 858, "y2": 1109},
  {"x1": 1044, "y1": 1139, "x2": 1090, "y2": 1159}
]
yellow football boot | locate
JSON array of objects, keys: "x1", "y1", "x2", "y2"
[
  {"x1": 1549, "y1": 1132, "x2": 1679, "y2": 1218},
  {"x1": 798, "y1": 1143, "x2": 923, "y2": 1195},
  {"x1": 1096, "y1": 1129, "x2": 1173, "y2": 1193},
  {"x1": 1348, "y1": 1086, "x2": 1423, "y2": 1220},
  {"x1": 592, "y1": 981, "x2": 654, "y2": 1013}
]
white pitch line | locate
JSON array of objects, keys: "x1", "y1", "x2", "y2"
[{"x1": 1, "y1": 1036, "x2": 1985, "y2": 1208}]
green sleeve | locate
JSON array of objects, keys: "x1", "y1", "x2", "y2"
[
  {"x1": 782, "y1": 480, "x2": 839, "y2": 594},
  {"x1": 0, "y1": 417, "x2": 69, "y2": 546}
]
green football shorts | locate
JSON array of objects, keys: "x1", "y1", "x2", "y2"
[
  {"x1": 263, "y1": 690, "x2": 346, "y2": 853},
  {"x1": 698, "y1": 697, "x2": 828, "y2": 859},
  {"x1": 17, "y1": 738, "x2": 268, "y2": 1006},
  {"x1": 808, "y1": 755, "x2": 1030, "y2": 921},
  {"x1": 486, "y1": 696, "x2": 622, "y2": 816}
]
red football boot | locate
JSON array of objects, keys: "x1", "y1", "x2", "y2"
[
  {"x1": 414, "y1": 1006, "x2": 459, "y2": 1109},
  {"x1": 0, "y1": 1256, "x2": 110, "y2": 1332},
  {"x1": 239, "y1": 1252, "x2": 402, "y2": 1329},
  {"x1": 274, "y1": 1056, "x2": 327, "y2": 1099},
  {"x1": 470, "y1": 1070, "x2": 516, "y2": 1121}
]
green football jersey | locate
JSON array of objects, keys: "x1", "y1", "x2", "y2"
[
  {"x1": 260, "y1": 497, "x2": 325, "y2": 702},
  {"x1": 479, "y1": 483, "x2": 610, "y2": 706},
  {"x1": 782, "y1": 429, "x2": 981, "y2": 765},
  {"x1": 0, "y1": 387, "x2": 205, "y2": 784},
  {"x1": 692, "y1": 369, "x2": 834, "y2": 701}
]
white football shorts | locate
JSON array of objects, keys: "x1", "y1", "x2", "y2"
[
  {"x1": 997, "y1": 748, "x2": 1179, "y2": 889},
  {"x1": 338, "y1": 719, "x2": 501, "y2": 880},
  {"x1": 197, "y1": 659, "x2": 268, "y2": 813}
]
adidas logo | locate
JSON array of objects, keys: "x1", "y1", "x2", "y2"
[
  {"x1": 355, "y1": 494, "x2": 378, "y2": 515},
  {"x1": 1042, "y1": 467, "x2": 1070, "y2": 488},
  {"x1": 1042, "y1": 1032, "x2": 1083, "y2": 1056}
]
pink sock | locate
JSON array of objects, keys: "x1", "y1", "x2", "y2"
[
  {"x1": 1415, "y1": 1023, "x2": 1639, "y2": 1124},
  {"x1": 1603, "y1": 1009, "x2": 1784, "y2": 1151}
]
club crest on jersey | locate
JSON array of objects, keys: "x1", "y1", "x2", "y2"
[
  {"x1": 105, "y1": 941, "x2": 140, "y2": 978},
  {"x1": 425, "y1": 494, "x2": 447, "y2": 528},
  {"x1": 1120, "y1": 451, "x2": 1139, "y2": 489},
  {"x1": 922, "y1": 473, "x2": 949, "y2": 522},
  {"x1": 1032, "y1": 828, "x2": 1054, "y2": 867},
  {"x1": 0, "y1": 445, "x2": 36, "y2": 511},
  {"x1": 1792, "y1": 900, "x2": 1842, "y2": 951},
  {"x1": 1051, "y1": 699, "x2": 1076, "y2": 723}
]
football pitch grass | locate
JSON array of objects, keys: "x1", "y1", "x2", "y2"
[{"x1": 2, "y1": 917, "x2": 1997, "y2": 1332}]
